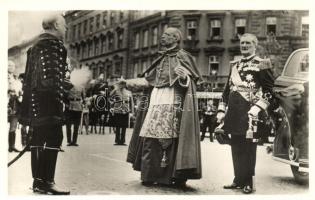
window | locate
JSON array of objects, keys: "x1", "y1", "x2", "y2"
[
  {"x1": 186, "y1": 20, "x2": 197, "y2": 40},
  {"x1": 143, "y1": 29, "x2": 149, "y2": 48},
  {"x1": 88, "y1": 42, "x2": 93, "y2": 57},
  {"x1": 110, "y1": 11, "x2": 115, "y2": 25},
  {"x1": 83, "y1": 20, "x2": 87, "y2": 35},
  {"x1": 284, "y1": 50, "x2": 309, "y2": 79},
  {"x1": 76, "y1": 46, "x2": 81, "y2": 59},
  {"x1": 301, "y1": 16, "x2": 309, "y2": 37},
  {"x1": 134, "y1": 32, "x2": 140, "y2": 49},
  {"x1": 117, "y1": 31, "x2": 123, "y2": 49},
  {"x1": 208, "y1": 56, "x2": 219, "y2": 76},
  {"x1": 133, "y1": 61, "x2": 139, "y2": 77},
  {"x1": 119, "y1": 11, "x2": 124, "y2": 21},
  {"x1": 115, "y1": 60, "x2": 122, "y2": 75},
  {"x1": 72, "y1": 25, "x2": 76, "y2": 39},
  {"x1": 89, "y1": 17, "x2": 94, "y2": 33},
  {"x1": 96, "y1": 14, "x2": 101, "y2": 29},
  {"x1": 83, "y1": 44, "x2": 88, "y2": 58},
  {"x1": 92, "y1": 67, "x2": 97, "y2": 79},
  {"x1": 102, "y1": 11, "x2": 107, "y2": 28},
  {"x1": 162, "y1": 24, "x2": 168, "y2": 33},
  {"x1": 99, "y1": 65, "x2": 104, "y2": 77},
  {"x1": 108, "y1": 34, "x2": 114, "y2": 50},
  {"x1": 266, "y1": 17, "x2": 277, "y2": 35},
  {"x1": 210, "y1": 19, "x2": 221, "y2": 39},
  {"x1": 152, "y1": 26, "x2": 158, "y2": 45},
  {"x1": 106, "y1": 63, "x2": 112, "y2": 79},
  {"x1": 101, "y1": 36, "x2": 106, "y2": 53},
  {"x1": 95, "y1": 39, "x2": 100, "y2": 55},
  {"x1": 235, "y1": 18, "x2": 246, "y2": 36},
  {"x1": 141, "y1": 60, "x2": 147, "y2": 72},
  {"x1": 77, "y1": 23, "x2": 81, "y2": 38}
]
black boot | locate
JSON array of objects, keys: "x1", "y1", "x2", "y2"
[
  {"x1": 114, "y1": 127, "x2": 120, "y2": 144},
  {"x1": 21, "y1": 126, "x2": 28, "y2": 146},
  {"x1": 41, "y1": 149, "x2": 70, "y2": 195},
  {"x1": 41, "y1": 181, "x2": 70, "y2": 195},
  {"x1": 72, "y1": 124, "x2": 79, "y2": 146},
  {"x1": 8, "y1": 131, "x2": 20, "y2": 152},
  {"x1": 31, "y1": 147, "x2": 46, "y2": 193}
]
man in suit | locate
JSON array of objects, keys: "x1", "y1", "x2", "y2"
[{"x1": 217, "y1": 33, "x2": 275, "y2": 194}]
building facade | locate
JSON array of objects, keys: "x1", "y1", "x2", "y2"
[
  {"x1": 9, "y1": 10, "x2": 309, "y2": 91},
  {"x1": 128, "y1": 10, "x2": 309, "y2": 91},
  {"x1": 64, "y1": 10, "x2": 132, "y2": 80}
]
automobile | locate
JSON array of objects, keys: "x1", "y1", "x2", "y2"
[{"x1": 267, "y1": 48, "x2": 309, "y2": 184}]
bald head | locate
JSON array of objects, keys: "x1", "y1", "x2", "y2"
[{"x1": 42, "y1": 14, "x2": 67, "y2": 40}]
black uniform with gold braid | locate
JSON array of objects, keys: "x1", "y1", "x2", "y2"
[
  {"x1": 219, "y1": 55, "x2": 274, "y2": 190},
  {"x1": 19, "y1": 33, "x2": 73, "y2": 195}
]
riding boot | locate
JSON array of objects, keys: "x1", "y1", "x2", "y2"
[
  {"x1": 41, "y1": 149, "x2": 70, "y2": 195},
  {"x1": 31, "y1": 147, "x2": 45, "y2": 193},
  {"x1": 21, "y1": 126, "x2": 28, "y2": 146},
  {"x1": 115, "y1": 127, "x2": 120, "y2": 144},
  {"x1": 72, "y1": 124, "x2": 79, "y2": 145},
  {"x1": 8, "y1": 131, "x2": 20, "y2": 152}
]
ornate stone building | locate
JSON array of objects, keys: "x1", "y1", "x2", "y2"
[
  {"x1": 64, "y1": 10, "x2": 132, "y2": 80},
  {"x1": 128, "y1": 10, "x2": 309, "y2": 91},
  {"x1": 9, "y1": 10, "x2": 308, "y2": 91}
]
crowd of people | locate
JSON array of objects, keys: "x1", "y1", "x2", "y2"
[{"x1": 8, "y1": 13, "x2": 276, "y2": 195}]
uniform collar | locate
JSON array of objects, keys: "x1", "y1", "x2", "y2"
[
  {"x1": 38, "y1": 33, "x2": 63, "y2": 43},
  {"x1": 241, "y1": 54, "x2": 256, "y2": 62}
]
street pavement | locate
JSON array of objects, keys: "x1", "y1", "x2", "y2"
[{"x1": 8, "y1": 127, "x2": 308, "y2": 195}]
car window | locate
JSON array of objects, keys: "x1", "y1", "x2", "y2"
[{"x1": 283, "y1": 50, "x2": 309, "y2": 79}]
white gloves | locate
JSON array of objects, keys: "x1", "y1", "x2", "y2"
[
  {"x1": 248, "y1": 105, "x2": 261, "y2": 117},
  {"x1": 216, "y1": 112, "x2": 225, "y2": 123}
]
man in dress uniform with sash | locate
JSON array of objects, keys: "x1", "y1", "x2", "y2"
[
  {"x1": 19, "y1": 14, "x2": 72, "y2": 195},
  {"x1": 216, "y1": 33, "x2": 275, "y2": 194}
]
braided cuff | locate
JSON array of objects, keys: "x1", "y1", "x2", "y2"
[
  {"x1": 218, "y1": 102, "x2": 226, "y2": 113},
  {"x1": 255, "y1": 98, "x2": 270, "y2": 111}
]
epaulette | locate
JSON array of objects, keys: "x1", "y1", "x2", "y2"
[
  {"x1": 229, "y1": 59, "x2": 241, "y2": 66},
  {"x1": 253, "y1": 56, "x2": 263, "y2": 62},
  {"x1": 255, "y1": 57, "x2": 273, "y2": 70}
]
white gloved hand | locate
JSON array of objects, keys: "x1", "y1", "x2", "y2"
[
  {"x1": 248, "y1": 105, "x2": 261, "y2": 117},
  {"x1": 216, "y1": 112, "x2": 225, "y2": 123}
]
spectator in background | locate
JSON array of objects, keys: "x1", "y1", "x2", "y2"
[
  {"x1": 110, "y1": 75, "x2": 134, "y2": 145},
  {"x1": 200, "y1": 99, "x2": 217, "y2": 142},
  {"x1": 8, "y1": 60, "x2": 22, "y2": 153},
  {"x1": 65, "y1": 87, "x2": 83, "y2": 146}
]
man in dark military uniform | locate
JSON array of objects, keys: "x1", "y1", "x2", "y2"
[
  {"x1": 200, "y1": 99, "x2": 217, "y2": 142},
  {"x1": 65, "y1": 87, "x2": 83, "y2": 146},
  {"x1": 109, "y1": 77, "x2": 134, "y2": 145},
  {"x1": 19, "y1": 14, "x2": 72, "y2": 195},
  {"x1": 92, "y1": 74, "x2": 110, "y2": 134},
  {"x1": 217, "y1": 33, "x2": 274, "y2": 194}
]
